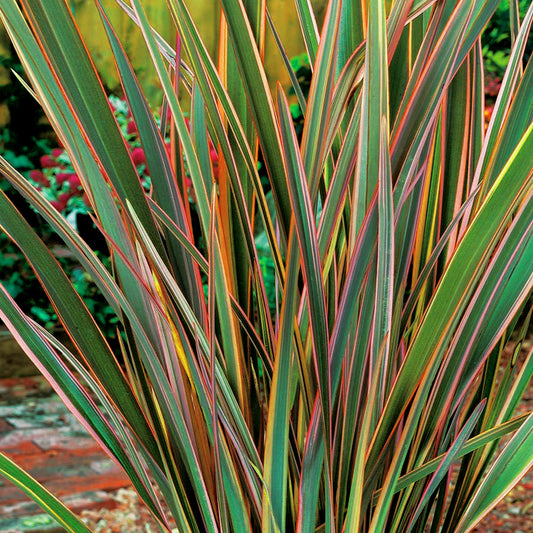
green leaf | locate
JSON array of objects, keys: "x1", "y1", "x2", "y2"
[
  {"x1": 262, "y1": 231, "x2": 300, "y2": 533},
  {"x1": 96, "y1": 2, "x2": 207, "y2": 325},
  {"x1": 369, "y1": 118, "x2": 533, "y2": 472},
  {"x1": 218, "y1": 0, "x2": 291, "y2": 239},
  {"x1": 0, "y1": 453, "x2": 92, "y2": 533},
  {"x1": 456, "y1": 411, "x2": 533, "y2": 531}
]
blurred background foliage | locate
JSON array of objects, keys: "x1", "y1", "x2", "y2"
[
  {"x1": 0, "y1": 0, "x2": 530, "y2": 339},
  {"x1": 483, "y1": 0, "x2": 533, "y2": 75}
]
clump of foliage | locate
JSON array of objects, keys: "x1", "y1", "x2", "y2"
[
  {"x1": 0, "y1": 2, "x2": 532, "y2": 533},
  {"x1": 0, "y1": 232, "x2": 118, "y2": 337},
  {"x1": 25, "y1": 95, "x2": 151, "y2": 217},
  {"x1": 482, "y1": 0, "x2": 533, "y2": 75},
  {"x1": 0, "y1": 94, "x2": 155, "y2": 335}
]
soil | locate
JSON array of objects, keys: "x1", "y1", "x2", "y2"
[{"x1": 79, "y1": 489, "x2": 161, "y2": 532}]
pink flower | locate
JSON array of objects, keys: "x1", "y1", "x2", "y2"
[
  {"x1": 51, "y1": 148, "x2": 64, "y2": 158},
  {"x1": 67, "y1": 174, "x2": 81, "y2": 189},
  {"x1": 126, "y1": 120, "x2": 137, "y2": 135},
  {"x1": 485, "y1": 77, "x2": 501, "y2": 98},
  {"x1": 29, "y1": 170, "x2": 50, "y2": 187},
  {"x1": 40, "y1": 155, "x2": 56, "y2": 168},
  {"x1": 58, "y1": 192, "x2": 73, "y2": 205},
  {"x1": 131, "y1": 147, "x2": 145, "y2": 166},
  {"x1": 56, "y1": 173, "x2": 72, "y2": 185},
  {"x1": 51, "y1": 193, "x2": 71, "y2": 212}
]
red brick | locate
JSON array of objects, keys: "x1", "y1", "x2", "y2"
[
  {"x1": 0, "y1": 376, "x2": 53, "y2": 402},
  {"x1": 0, "y1": 489, "x2": 123, "y2": 519},
  {"x1": 0, "y1": 376, "x2": 48, "y2": 390},
  {"x1": 0, "y1": 497, "x2": 44, "y2": 518},
  {"x1": 1, "y1": 439, "x2": 41, "y2": 455},
  {"x1": 48, "y1": 473, "x2": 130, "y2": 496},
  {"x1": 0, "y1": 484, "x2": 30, "y2": 507},
  {"x1": 4, "y1": 449, "x2": 104, "y2": 473},
  {"x1": 0, "y1": 468, "x2": 129, "y2": 516},
  {"x1": 0, "y1": 376, "x2": 133, "y2": 521},
  {"x1": 0, "y1": 427, "x2": 54, "y2": 447}
]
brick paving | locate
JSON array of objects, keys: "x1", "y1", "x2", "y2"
[{"x1": 0, "y1": 376, "x2": 131, "y2": 532}]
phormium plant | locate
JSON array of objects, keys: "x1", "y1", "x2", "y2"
[{"x1": 0, "y1": 1, "x2": 532, "y2": 532}]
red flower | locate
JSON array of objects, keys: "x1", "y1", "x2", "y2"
[
  {"x1": 29, "y1": 170, "x2": 50, "y2": 187},
  {"x1": 131, "y1": 147, "x2": 145, "y2": 166},
  {"x1": 56, "y1": 172, "x2": 72, "y2": 185},
  {"x1": 58, "y1": 192, "x2": 73, "y2": 205},
  {"x1": 485, "y1": 77, "x2": 501, "y2": 98},
  {"x1": 51, "y1": 193, "x2": 71, "y2": 212},
  {"x1": 126, "y1": 120, "x2": 137, "y2": 135},
  {"x1": 51, "y1": 148, "x2": 64, "y2": 158},
  {"x1": 40, "y1": 155, "x2": 56, "y2": 168},
  {"x1": 67, "y1": 174, "x2": 81, "y2": 189}
]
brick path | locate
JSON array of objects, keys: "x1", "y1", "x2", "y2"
[{"x1": 0, "y1": 376, "x2": 131, "y2": 532}]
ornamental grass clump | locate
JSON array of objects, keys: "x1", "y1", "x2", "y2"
[{"x1": 0, "y1": 1, "x2": 532, "y2": 532}]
